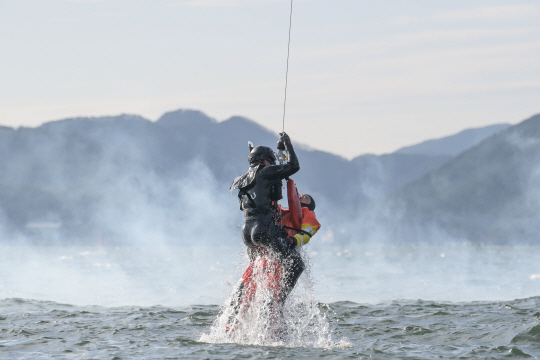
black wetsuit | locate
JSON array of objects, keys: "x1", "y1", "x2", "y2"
[{"x1": 229, "y1": 139, "x2": 304, "y2": 309}]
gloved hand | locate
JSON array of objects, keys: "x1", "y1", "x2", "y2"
[
  {"x1": 279, "y1": 132, "x2": 292, "y2": 146},
  {"x1": 287, "y1": 236, "x2": 298, "y2": 249}
]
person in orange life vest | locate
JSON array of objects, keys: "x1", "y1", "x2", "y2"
[
  {"x1": 280, "y1": 194, "x2": 320, "y2": 248},
  {"x1": 276, "y1": 193, "x2": 320, "y2": 305}
]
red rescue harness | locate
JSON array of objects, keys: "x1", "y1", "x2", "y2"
[{"x1": 286, "y1": 178, "x2": 302, "y2": 229}]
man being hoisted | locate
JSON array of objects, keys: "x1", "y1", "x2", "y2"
[
  {"x1": 281, "y1": 193, "x2": 320, "y2": 248},
  {"x1": 277, "y1": 192, "x2": 320, "y2": 303}
]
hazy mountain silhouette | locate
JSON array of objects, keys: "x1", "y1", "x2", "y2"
[
  {"x1": 395, "y1": 123, "x2": 511, "y2": 157},
  {"x1": 0, "y1": 109, "x2": 535, "y2": 243},
  {"x1": 386, "y1": 114, "x2": 540, "y2": 243}
]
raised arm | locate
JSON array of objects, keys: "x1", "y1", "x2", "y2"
[{"x1": 260, "y1": 132, "x2": 300, "y2": 179}]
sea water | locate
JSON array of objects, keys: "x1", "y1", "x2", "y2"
[{"x1": 1, "y1": 242, "x2": 540, "y2": 359}]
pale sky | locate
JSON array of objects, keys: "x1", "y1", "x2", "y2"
[{"x1": 1, "y1": 0, "x2": 539, "y2": 158}]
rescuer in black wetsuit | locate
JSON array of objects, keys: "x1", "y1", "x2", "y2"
[
  {"x1": 228, "y1": 132, "x2": 304, "y2": 320},
  {"x1": 230, "y1": 132, "x2": 300, "y2": 258}
]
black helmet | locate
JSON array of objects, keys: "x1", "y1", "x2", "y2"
[
  {"x1": 248, "y1": 146, "x2": 276, "y2": 165},
  {"x1": 301, "y1": 195, "x2": 316, "y2": 211}
]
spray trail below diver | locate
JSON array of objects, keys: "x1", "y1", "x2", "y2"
[{"x1": 200, "y1": 248, "x2": 341, "y2": 348}]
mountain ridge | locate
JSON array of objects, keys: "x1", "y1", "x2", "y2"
[
  {"x1": 1, "y1": 109, "x2": 537, "y2": 244},
  {"x1": 395, "y1": 123, "x2": 511, "y2": 157},
  {"x1": 385, "y1": 113, "x2": 540, "y2": 243}
]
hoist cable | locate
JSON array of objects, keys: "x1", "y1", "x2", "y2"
[{"x1": 281, "y1": 0, "x2": 293, "y2": 133}]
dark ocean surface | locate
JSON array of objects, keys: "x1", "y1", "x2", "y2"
[
  {"x1": 1, "y1": 243, "x2": 540, "y2": 359},
  {"x1": 1, "y1": 297, "x2": 540, "y2": 359}
]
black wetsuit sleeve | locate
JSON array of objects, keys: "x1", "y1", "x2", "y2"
[{"x1": 259, "y1": 140, "x2": 300, "y2": 180}]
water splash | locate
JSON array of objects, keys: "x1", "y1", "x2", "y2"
[{"x1": 200, "y1": 248, "x2": 350, "y2": 348}]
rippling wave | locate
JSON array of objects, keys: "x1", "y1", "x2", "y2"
[
  {"x1": 1, "y1": 296, "x2": 540, "y2": 359},
  {"x1": 2, "y1": 243, "x2": 540, "y2": 358}
]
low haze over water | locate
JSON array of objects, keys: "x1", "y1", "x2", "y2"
[{"x1": 1, "y1": 242, "x2": 540, "y2": 359}]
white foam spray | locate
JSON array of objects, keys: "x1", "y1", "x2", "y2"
[{"x1": 200, "y1": 248, "x2": 350, "y2": 349}]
